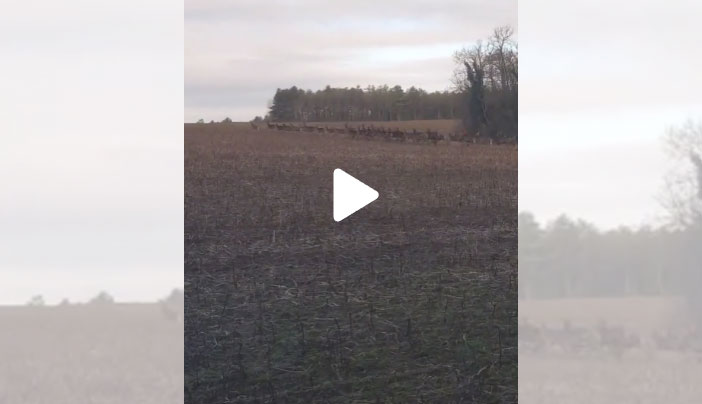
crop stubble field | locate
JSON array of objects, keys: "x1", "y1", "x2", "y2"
[{"x1": 184, "y1": 122, "x2": 517, "y2": 403}]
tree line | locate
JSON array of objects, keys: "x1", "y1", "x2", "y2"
[
  {"x1": 519, "y1": 121, "x2": 702, "y2": 322},
  {"x1": 261, "y1": 26, "x2": 518, "y2": 140},
  {"x1": 267, "y1": 85, "x2": 461, "y2": 123},
  {"x1": 24, "y1": 288, "x2": 183, "y2": 306},
  {"x1": 518, "y1": 213, "x2": 702, "y2": 300}
]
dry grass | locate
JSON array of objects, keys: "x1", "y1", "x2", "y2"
[{"x1": 185, "y1": 123, "x2": 517, "y2": 403}]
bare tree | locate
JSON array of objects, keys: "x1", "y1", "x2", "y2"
[
  {"x1": 489, "y1": 26, "x2": 518, "y2": 93},
  {"x1": 662, "y1": 120, "x2": 702, "y2": 326},
  {"x1": 663, "y1": 120, "x2": 702, "y2": 228},
  {"x1": 453, "y1": 26, "x2": 518, "y2": 141}
]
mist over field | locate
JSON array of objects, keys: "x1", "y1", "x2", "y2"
[
  {"x1": 1, "y1": 0, "x2": 183, "y2": 402},
  {"x1": 0, "y1": 294, "x2": 184, "y2": 404},
  {"x1": 519, "y1": 1, "x2": 702, "y2": 402}
]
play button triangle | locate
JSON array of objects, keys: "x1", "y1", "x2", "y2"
[{"x1": 333, "y1": 169, "x2": 379, "y2": 222}]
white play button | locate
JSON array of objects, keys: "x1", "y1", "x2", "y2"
[{"x1": 333, "y1": 168, "x2": 379, "y2": 222}]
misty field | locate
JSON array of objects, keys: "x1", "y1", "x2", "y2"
[
  {"x1": 519, "y1": 296, "x2": 702, "y2": 403},
  {"x1": 0, "y1": 304, "x2": 183, "y2": 404},
  {"x1": 184, "y1": 122, "x2": 517, "y2": 403},
  {"x1": 520, "y1": 352, "x2": 702, "y2": 403}
]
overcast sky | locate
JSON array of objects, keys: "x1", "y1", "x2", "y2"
[
  {"x1": 185, "y1": 0, "x2": 517, "y2": 122},
  {"x1": 4, "y1": 0, "x2": 699, "y2": 303},
  {"x1": 1, "y1": 0, "x2": 183, "y2": 304},
  {"x1": 520, "y1": 0, "x2": 702, "y2": 230}
]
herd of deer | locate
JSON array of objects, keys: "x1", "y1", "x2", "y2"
[
  {"x1": 249, "y1": 121, "x2": 513, "y2": 146},
  {"x1": 520, "y1": 319, "x2": 702, "y2": 357}
]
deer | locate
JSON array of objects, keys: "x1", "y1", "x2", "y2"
[
  {"x1": 406, "y1": 128, "x2": 422, "y2": 143},
  {"x1": 426, "y1": 129, "x2": 443, "y2": 145},
  {"x1": 391, "y1": 128, "x2": 406, "y2": 141},
  {"x1": 381, "y1": 127, "x2": 392, "y2": 141}
]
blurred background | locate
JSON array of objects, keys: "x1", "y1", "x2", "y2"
[
  {"x1": 519, "y1": 1, "x2": 702, "y2": 402},
  {"x1": 0, "y1": 0, "x2": 183, "y2": 402}
]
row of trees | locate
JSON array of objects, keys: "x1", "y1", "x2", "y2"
[
  {"x1": 268, "y1": 85, "x2": 461, "y2": 123},
  {"x1": 518, "y1": 213, "x2": 702, "y2": 299},
  {"x1": 263, "y1": 26, "x2": 518, "y2": 140},
  {"x1": 25, "y1": 289, "x2": 183, "y2": 306},
  {"x1": 519, "y1": 121, "x2": 702, "y2": 322}
]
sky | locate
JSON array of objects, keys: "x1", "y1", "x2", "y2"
[
  {"x1": 0, "y1": 0, "x2": 183, "y2": 304},
  {"x1": 519, "y1": 0, "x2": 702, "y2": 230},
  {"x1": 185, "y1": 0, "x2": 517, "y2": 122},
  {"x1": 3, "y1": 0, "x2": 699, "y2": 303}
]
